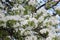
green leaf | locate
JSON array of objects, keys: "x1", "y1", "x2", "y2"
[
  {"x1": 24, "y1": 5, "x2": 36, "y2": 12},
  {"x1": 0, "y1": 20, "x2": 4, "y2": 25},
  {"x1": 28, "y1": 21, "x2": 35, "y2": 26},
  {"x1": 56, "y1": 10, "x2": 60, "y2": 16},
  {"x1": 24, "y1": 10, "x2": 28, "y2": 15},
  {"x1": 4, "y1": 37, "x2": 11, "y2": 40},
  {"x1": 0, "y1": 30, "x2": 9, "y2": 38},
  {"x1": 6, "y1": 20, "x2": 16, "y2": 27},
  {"x1": 35, "y1": 12, "x2": 43, "y2": 19}
]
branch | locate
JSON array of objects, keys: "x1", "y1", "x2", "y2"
[
  {"x1": 36, "y1": 3, "x2": 46, "y2": 11},
  {"x1": 36, "y1": 1, "x2": 60, "y2": 12},
  {"x1": 0, "y1": 26, "x2": 15, "y2": 36}
]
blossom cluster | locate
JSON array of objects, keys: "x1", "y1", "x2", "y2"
[{"x1": 0, "y1": 0, "x2": 60, "y2": 40}]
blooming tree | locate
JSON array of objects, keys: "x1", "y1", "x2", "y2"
[{"x1": 0, "y1": 0, "x2": 60, "y2": 40}]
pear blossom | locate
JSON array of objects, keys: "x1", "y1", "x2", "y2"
[
  {"x1": 25, "y1": 35, "x2": 37, "y2": 40},
  {"x1": 40, "y1": 28, "x2": 48, "y2": 34},
  {"x1": 13, "y1": 22, "x2": 20, "y2": 27},
  {"x1": 0, "y1": 0, "x2": 60, "y2": 40},
  {"x1": 46, "y1": 37, "x2": 52, "y2": 40},
  {"x1": 55, "y1": 6, "x2": 60, "y2": 10},
  {"x1": 37, "y1": 7, "x2": 47, "y2": 14},
  {"x1": 12, "y1": 5, "x2": 25, "y2": 11},
  {"x1": 20, "y1": 20, "x2": 28, "y2": 26},
  {"x1": 5, "y1": 15, "x2": 20, "y2": 20},
  {"x1": 28, "y1": 0, "x2": 37, "y2": 6}
]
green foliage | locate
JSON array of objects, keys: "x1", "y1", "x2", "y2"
[
  {"x1": 0, "y1": 0, "x2": 60, "y2": 40},
  {"x1": 45, "y1": 2, "x2": 57, "y2": 9},
  {"x1": 13, "y1": 31, "x2": 20, "y2": 39},
  {"x1": 28, "y1": 21, "x2": 35, "y2": 26},
  {"x1": 0, "y1": 20, "x2": 4, "y2": 25},
  {"x1": 53, "y1": 37, "x2": 58, "y2": 40},
  {"x1": 6, "y1": 20, "x2": 17, "y2": 27},
  {"x1": 0, "y1": 30, "x2": 9, "y2": 38},
  {"x1": 24, "y1": 9, "x2": 28, "y2": 15},
  {"x1": 7, "y1": 10, "x2": 20, "y2": 15},
  {"x1": 35, "y1": 12, "x2": 43, "y2": 19},
  {"x1": 44, "y1": 14, "x2": 50, "y2": 20},
  {"x1": 24, "y1": 5, "x2": 36, "y2": 15},
  {"x1": 41, "y1": 32, "x2": 48, "y2": 38},
  {"x1": 56, "y1": 10, "x2": 60, "y2": 16},
  {"x1": 24, "y1": 5, "x2": 36, "y2": 13},
  {"x1": 22, "y1": 24, "x2": 28, "y2": 29},
  {"x1": 4, "y1": 37, "x2": 11, "y2": 40},
  {"x1": 46, "y1": 3, "x2": 51, "y2": 9},
  {"x1": 0, "y1": 7, "x2": 3, "y2": 9}
]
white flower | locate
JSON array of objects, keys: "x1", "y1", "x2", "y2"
[
  {"x1": 18, "y1": 5, "x2": 25, "y2": 11},
  {"x1": 55, "y1": 6, "x2": 60, "y2": 10},
  {"x1": 24, "y1": 30, "x2": 31, "y2": 35},
  {"x1": 0, "y1": 2, "x2": 4, "y2": 8},
  {"x1": 29, "y1": 17, "x2": 38, "y2": 28},
  {"x1": 48, "y1": 33, "x2": 55, "y2": 38},
  {"x1": 12, "y1": 7, "x2": 18, "y2": 10},
  {"x1": 42, "y1": 13, "x2": 48, "y2": 17},
  {"x1": 37, "y1": 7, "x2": 47, "y2": 14},
  {"x1": 6, "y1": 15, "x2": 20, "y2": 20},
  {"x1": 48, "y1": 16, "x2": 60, "y2": 25},
  {"x1": 55, "y1": 28, "x2": 60, "y2": 32},
  {"x1": 21, "y1": 20, "x2": 28, "y2": 26},
  {"x1": 12, "y1": 5, "x2": 25, "y2": 11},
  {"x1": 9, "y1": 0, "x2": 12, "y2": 1},
  {"x1": 46, "y1": 37, "x2": 52, "y2": 40},
  {"x1": 56, "y1": 15, "x2": 60, "y2": 20},
  {"x1": 25, "y1": 27, "x2": 33, "y2": 30},
  {"x1": 19, "y1": 28, "x2": 25, "y2": 35},
  {"x1": 23, "y1": 15, "x2": 30, "y2": 19},
  {"x1": 43, "y1": 16, "x2": 60, "y2": 27},
  {"x1": 2, "y1": 0, "x2": 5, "y2": 2},
  {"x1": 0, "y1": 18, "x2": 6, "y2": 22},
  {"x1": 40, "y1": 28, "x2": 48, "y2": 34},
  {"x1": 0, "y1": 13, "x2": 5, "y2": 18},
  {"x1": 13, "y1": 22, "x2": 20, "y2": 27},
  {"x1": 7, "y1": 36, "x2": 11, "y2": 39},
  {"x1": 48, "y1": 27, "x2": 57, "y2": 38},
  {"x1": 25, "y1": 35, "x2": 37, "y2": 40},
  {"x1": 38, "y1": 16, "x2": 44, "y2": 22},
  {"x1": 43, "y1": 19, "x2": 48, "y2": 26},
  {"x1": 28, "y1": 0, "x2": 37, "y2": 6}
]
